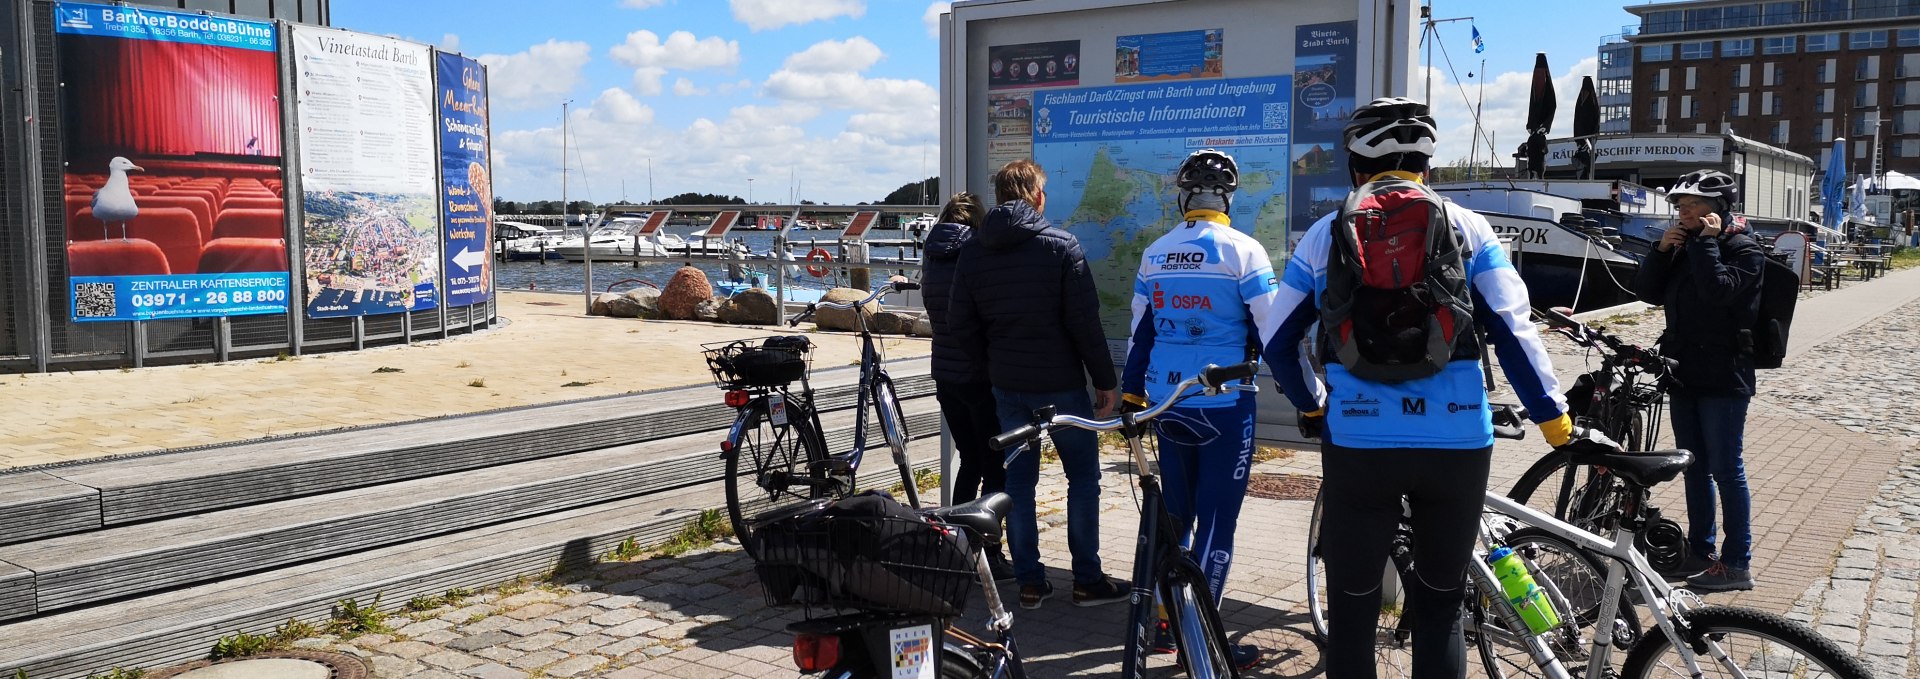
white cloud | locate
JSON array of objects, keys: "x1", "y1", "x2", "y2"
[
  {"x1": 610, "y1": 30, "x2": 742, "y2": 96},
  {"x1": 672, "y1": 77, "x2": 709, "y2": 96},
  {"x1": 923, "y1": 2, "x2": 949, "y2": 39},
  {"x1": 730, "y1": 0, "x2": 865, "y2": 32},
  {"x1": 438, "y1": 33, "x2": 461, "y2": 53},
  {"x1": 1427, "y1": 57, "x2": 1598, "y2": 170},
  {"x1": 475, "y1": 40, "x2": 593, "y2": 109},
  {"x1": 590, "y1": 87, "x2": 655, "y2": 126},
  {"x1": 781, "y1": 37, "x2": 883, "y2": 73},
  {"x1": 621, "y1": 0, "x2": 669, "y2": 7}
]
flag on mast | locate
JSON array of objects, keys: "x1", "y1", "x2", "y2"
[{"x1": 1472, "y1": 25, "x2": 1486, "y2": 53}]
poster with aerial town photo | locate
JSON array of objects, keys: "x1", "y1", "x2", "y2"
[{"x1": 292, "y1": 25, "x2": 440, "y2": 318}]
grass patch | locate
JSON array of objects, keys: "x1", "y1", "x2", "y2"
[
  {"x1": 207, "y1": 616, "x2": 316, "y2": 660},
  {"x1": 86, "y1": 671, "x2": 146, "y2": 679},
  {"x1": 456, "y1": 360, "x2": 472, "y2": 368},
  {"x1": 887, "y1": 468, "x2": 942, "y2": 496},
  {"x1": 466, "y1": 378, "x2": 487, "y2": 388},
  {"x1": 651, "y1": 509, "x2": 734, "y2": 559},
  {"x1": 1892, "y1": 246, "x2": 1920, "y2": 270},
  {"x1": 274, "y1": 351, "x2": 291, "y2": 362},
  {"x1": 326, "y1": 595, "x2": 391, "y2": 637},
  {"x1": 373, "y1": 366, "x2": 404, "y2": 374},
  {"x1": 603, "y1": 536, "x2": 643, "y2": 562}
]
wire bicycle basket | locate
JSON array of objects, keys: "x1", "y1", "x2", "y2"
[
  {"x1": 703, "y1": 335, "x2": 814, "y2": 389},
  {"x1": 749, "y1": 506, "x2": 977, "y2": 618}
]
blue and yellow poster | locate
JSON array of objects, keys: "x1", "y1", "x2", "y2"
[
  {"x1": 438, "y1": 53, "x2": 494, "y2": 308},
  {"x1": 1288, "y1": 21, "x2": 1358, "y2": 249},
  {"x1": 1115, "y1": 29, "x2": 1224, "y2": 83}
]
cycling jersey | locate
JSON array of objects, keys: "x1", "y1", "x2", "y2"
[{"x1": 1269, "y1": 201, "x2": 1568, "y2": 449}]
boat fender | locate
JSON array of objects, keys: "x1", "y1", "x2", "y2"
[{"x1": 805, "y1": 247, "x2": 834, "y2": 277}]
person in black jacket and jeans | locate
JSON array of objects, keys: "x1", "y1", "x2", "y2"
[
  {"x1": 1631, "y1": 169, "x2": 1763, "y2": 592},
  {"x1": 948, "y1": 159, "x2": 1130, "y2": 610},
  {"x1": 922, "y1": 191, "x2": 1014, "y2": 581}
]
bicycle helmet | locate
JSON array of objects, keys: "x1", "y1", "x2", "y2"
[
  {"x1": 1176, "y1": 149, "x2": 1239, "y2": 195},
  {"x1": 1344, "y1": 97, "x2": 1438, "y2": 159},
  {"x1": 1666, "y1": 169, "x2": 1739, "y2": 210}
]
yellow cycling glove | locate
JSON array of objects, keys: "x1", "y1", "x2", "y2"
[{"x1": 1539, "y1": 413, "x2": 1574, "y2": 448}]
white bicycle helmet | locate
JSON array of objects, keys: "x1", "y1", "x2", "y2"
[
  {"x1": 1344, "y1": 97, "x2": 1438, "y2": 159},
  {"x1": 1667, "y1": 169, "x2": 1739, "y2": 209}
]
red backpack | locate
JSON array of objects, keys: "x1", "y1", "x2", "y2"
[{"x1": 1319, "y1": 177, "x2": 1475, "y2": 383}]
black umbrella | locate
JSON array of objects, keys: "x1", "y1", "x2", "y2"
[
  {"x1": 1573, "y1": 76, "x2": 1600, "y2": 178},
  {"x1": 1524, "y1": 53, "x2": 1555, "y2": 178}
]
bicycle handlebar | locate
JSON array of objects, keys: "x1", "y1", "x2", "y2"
[
  {"x1": 987, "y1": 362, "x2": 1261, "y2": 452},
  {"x1": 787, "y1": 276, "x2": 919, "y2": 326},
  {"x1": 1533, "y1": 306, "x2": 1667, "y2": 372}
]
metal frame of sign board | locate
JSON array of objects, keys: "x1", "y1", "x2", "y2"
[{"x1": 940, "y1": 0, "x2": 1418, "y2": 205}]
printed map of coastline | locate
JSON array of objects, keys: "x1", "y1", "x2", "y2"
[{"x1": 1046, "y1": 144, "x2": 1289, "y2": 337}]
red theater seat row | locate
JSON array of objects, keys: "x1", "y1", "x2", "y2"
[
  {"x1": 199, "y1": 237, "x2": 287, "y2": 273},
  {"x1": 73, "y1": 206, "x2": 202, "y2": 275},
  {"x1": 68, "y1": 239, "x2": 169, "y2": 276},
  {"x1": 213, "y1": 209, "x2": 285, "y2": 241}
]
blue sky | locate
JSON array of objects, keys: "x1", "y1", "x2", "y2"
[{"x1": 331, "y1": 0, "x2": 1645, "y2": 204}]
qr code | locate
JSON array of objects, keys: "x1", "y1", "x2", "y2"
[
  {"x1": 1263, "y1": 102, "x2": 1288, "y2": 130},
  {"x1": 74, "y1": 282, "x2": 116, "y2": 318}
]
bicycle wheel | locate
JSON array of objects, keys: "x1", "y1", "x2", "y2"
[
  {"x1": 1619, "y1": 606, "x2": 1874, "y2": 679},
  {"x1": 1505, "y1": 452, "x2": 1619, "y2": 531},
  {"x1": 1166, "y1": 575, "x2": 1234, "y2": 679},
  {"x1": 1306, "y1": 489, "x2": 1415, "y2": 678},
  {"x1": 1472, "y1": 528, "x2": 1640, "y2": 678},
  {"x1": 871, "y1": 374, "x2": 918, "y2": 507},
  {"x1": 724, "y1": 400, "x2": 832, "y2": 551}
]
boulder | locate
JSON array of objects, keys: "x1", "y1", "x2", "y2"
[
  {"x1": 591, "y1": 292, "x2": 621, "y2": 317},
  {"x1": 718, "y1": 288, "x2": 780, "y2": 325},
  {"x1": 658, "y1": 267, "x2": 713, "y2": 320},
  {"x1": 813, "y1": 287, "x2": 878, "y2": 331},
  {"x1": 694, "y1": 298, "x2": 722, "y2": 323},
  {"x1": 871, "y1": 310, "x2": 917, "y2": 335},
  {"x1": 910, "y1": 315, "x2": 933, "y2": 338},
  {"x1": 620, "y1": 287, "x2": 662, "y2": 319},
  {"x1": 604, "y1": 292, "x2": 650, "y2": 319}
]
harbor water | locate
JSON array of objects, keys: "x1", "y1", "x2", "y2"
[{"x1": 494, "y1": 228, "x2": 927, "y2": 295}]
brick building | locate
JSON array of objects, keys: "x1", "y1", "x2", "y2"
[{"x1": 1621, "y1": 0, "x2": 1920, "y2": 190}]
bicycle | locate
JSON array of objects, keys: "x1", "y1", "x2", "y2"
[
  {"x1": 707, "y1": 276, "x2": 922, "y2": 550},
  {"x1": 989, "y1": 361, "x2": 1262, "y2": 679},
  {"x1": 751, "y1": 491, "x2": 1028, "y2": 679},
  {"x1": 1507, "y1": 306, "x2": 1689, "y2": 575},
  {"x1": 1303, "y1": 405, "x2": 1641, "y2": 678}
]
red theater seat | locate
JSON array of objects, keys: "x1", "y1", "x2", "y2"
[
  {"x1": 75, "y1": 206, "x2": 203, "y2": 274},
  {"x1": 64, "y1": 195, "x2": 94, "y2": 225},
  {"x1": 199, "y1": 238, "x2": 287, "y2": 273},
  {"x1": 67, "y1": 238, "x2": 169, "y2": 276},
  {"x1": 136, "y1": 195, "x2": 215, "y2": 242},
  {"x1": 156, "y1": 189, "x2": 220, "y2": 214},
  {"x1": 213, "y1": 209, "x2": 285, "y2": 240},
  {"x1": 223, "y1": 196, "x2": 282, "y2": 211}
]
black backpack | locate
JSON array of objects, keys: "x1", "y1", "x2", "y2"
[
  {"x1": 1751, "y1": 252, "x2": 1797, "y2": 369},
  {"x1": 1319, "y1": 178, "x2": 1476, "y2": 383}
]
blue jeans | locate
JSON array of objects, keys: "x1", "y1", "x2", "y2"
[
  {"x1": 1670, "y1": 392, "x2": 1753, "y2": 569},
  {"x1": 994, "y1": 386, "x2": 1106, "y2": 587}
]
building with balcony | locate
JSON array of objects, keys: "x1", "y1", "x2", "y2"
[{"x1": 1623, "y1": 0, "x2": 1920, "y2": 196}]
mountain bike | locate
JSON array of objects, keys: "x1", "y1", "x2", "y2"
[
  {"x1": 751, "y1": 492, "x2": 1028, "y2": 679},
  {"x1": 707, "y1": 277, "x2": 921, "y2": 550},
  {"x1": 1507, "y1": 306, "x2": 1689, "y2": 574},
  {"x1": 989, "y1": 361, "x2": 1261, "y2": 679}
]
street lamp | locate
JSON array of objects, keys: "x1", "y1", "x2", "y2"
[{"x1": 747, "y1": 178, "x2": 755, "y2": 204}]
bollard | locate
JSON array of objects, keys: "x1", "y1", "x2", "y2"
[{"x1": 848, "y1": 241, "x2": 870, "y2": 290}]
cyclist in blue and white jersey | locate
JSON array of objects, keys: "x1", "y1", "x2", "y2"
[
  {"x1": 1267, "y1": 98, "x2": 1577, "y2": 679},
  {"x1": 1120, "y1": 148, "x2": 1289, "y2": 670}
]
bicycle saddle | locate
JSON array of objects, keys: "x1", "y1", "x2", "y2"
[
  {"x1": 1569, "y1": 448, "x2": 1694, "y2": 488},
  {"x1": 924, "y1": 492, "x2": 1011, "y2": 544}
]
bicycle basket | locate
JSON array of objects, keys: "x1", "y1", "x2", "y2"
[
  {"x1": 748, "y1": 497, "x2": 976, "y2": 617},
  {"x1": 703, "y1": 336, "x2": 813, "y2": 388}
]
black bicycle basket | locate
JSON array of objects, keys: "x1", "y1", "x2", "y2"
[
  {"x1": 704, "y1": 336, "x2": 813, "y2": 388},
  {"x1": 748, "y1": 494, "x2": 976, "y2": 617}
]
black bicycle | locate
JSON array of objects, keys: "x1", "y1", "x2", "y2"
[
  {"x1": 707, "y1": 277, "x2": 921, "y2": 550},
  {"x1": 990, "y1": 362, "x2": 1260, "y2": 679},
  {"x1": 1506, "y1": 306, "x2": 1689, "y2": 575}
]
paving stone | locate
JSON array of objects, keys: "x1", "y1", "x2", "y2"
[
  {"x1": 1818, "y1": 624, "x2": 1864, "y2": 646},
  {"x1": 505, "y1": 632, "x2": 568, "y2": 652},
  {"x1": 419, "y1": 650, "x2": 484, "y2": 671},
  {"x1": 502, "y1": 602, "x2": 565, "y2": 620},
  {"x1": 494, "y1": 591, "x2": 561, "y2": 608},
  {"x1": 414, "y1": 629, "x2": 462, "y2": 645},
  {"x1": 398, "y1": 619, "x2": 454, "y2": 636},
  {"x1": 505, "y1": 649, "x2": 568, "y2": 670},
  {"x1": 446, "y1": 631, "x2": 515, "y2": 652},
  {"x1": 646, "y1": 620, "x2": 701, "y2": 641},
  {"x1": 557, "y1": 592, "x2": 607, "y2": 607},
  {"x1": 349, "y1": 633, "x2": 394, "y2": 648},
  {"x1": 588, "y1": 594, "x2": 642, "y2": 609},
  {"x1": 369, "y1": 655, "x2": 422, "y2": 677},
  {"x1": 501, "y1": 618, "x2": 560, "y2": 637},
  {"x1": 554, "y1": 633, "x2": 617, "y2": 654},
  {"x1": 460, "y1": 662, "x2": 527, "y2": 679},
  {"x1": 462, "y1": 615, "x2": 518, "y2": 633},
  {"x1": 376, "y1": 640, "x2": 442, "y2": 660},
  {"x1": 589, "y1": 608, "x2": 646, "y2": 627},
  {"x1": 542, "y1": 606, "x2": 597, "y2": 624},
  {"x1": 470, "y1": 645, "x2": 523, "y2": 663},
  {"x1": 441, "y1": 604, "x2": 495, "y2": 622},
  {"x1": 596, "y1": 636, "x2": 654, "y2": 658},
  {"x1": 540, "y1": 655, "x2": 606, "y2": 677},
  {"x1": 604, "y1": 617, "x2": 667, "y2": 637},
  {"x1": 556, "y1": 622, "x2": 600, "y2": 636}
]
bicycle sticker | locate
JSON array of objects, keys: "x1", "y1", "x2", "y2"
[
  {"x1": 770, "y1": 394, "x2": 788, "y2": 427},
  {"x1": 889, "y1": 624, "x2": 934, "y2": 679}
]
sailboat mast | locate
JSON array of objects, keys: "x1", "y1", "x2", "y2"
[{"x1": 561, "y1": 100, "x2": 570, "y2": 225}]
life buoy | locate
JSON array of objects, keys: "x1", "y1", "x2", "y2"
[{"x1": 805, "y1": 247, "x2": 834, "y2": 277}]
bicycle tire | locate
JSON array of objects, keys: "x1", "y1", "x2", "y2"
[
  {"x1": 1167, "y1": 573, "x2": 1237, "y2": 679},
  {"x1": 1305, "y1": 489, "x2": 1415, "y2": 678},
  {"x1": 1619, "y1": 605, "x2": 1874, "y2": 679},
  {"x1": 723, "y1": 399, "x2": 833, "y2": 551},
  {"x1": 1472, "y1": 528, "x2": 1641, "y2": 678},
  {"x1": 1306, "y1": 489, "x2": 1331, "y2": 641},
  {"x1": 871, "y1": 374, "x2": 919, "y2": 508},
  {"x1": 1505, "y1": 451, "x2": 1618, "y2": 531}
]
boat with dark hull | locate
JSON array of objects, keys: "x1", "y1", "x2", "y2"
[{"x1": 1436, "y1": 180, "x2": 1663, "y2": 312}]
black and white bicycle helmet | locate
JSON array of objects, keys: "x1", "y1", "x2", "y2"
[
  {"x1": 1666, "y1": 169, "x2": 1739, "y2": 209},
  {"x1": 1344, "y1": 97, "x2": 1438, "y2": 159},
  {"x1": 1176, "y1": 148, "x2": 1239, "y2": 195}
]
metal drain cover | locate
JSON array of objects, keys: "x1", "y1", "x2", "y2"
[{"x1": 147, "y1": 650, "x2": 368, "y2": 679}]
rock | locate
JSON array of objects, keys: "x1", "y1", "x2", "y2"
[
  {"x1": 658, "y1": 267, "x2": 713, "y2": 320},
  {"x1": 603, "y1": 295, "x2": 644, "y2": 319},
  {"x1": 614, "y1": 287, "x2": 662, "y2": 319},
  {"x1": 591, "y1": 292, "x2": 621, "y2": 316},
  {"x1": 871, "y1": 310, "x2": 917, "y2": 335},
  {"x1": 911, "y1": 315, "x2": 933, "y2": 337},
  {"x1": 719, "y1": 288, "x2": 780, "y2": 325},
  {"x1": 693, "y1": 298, "x2": 721, "y2": 323},
  {"x1": 814, "y1": 287, "x2": 878, "y2": 331}
]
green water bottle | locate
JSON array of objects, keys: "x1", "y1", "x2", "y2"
[{"x1": 1487, "y1": 546, "x2": 1562, "y2": 635}]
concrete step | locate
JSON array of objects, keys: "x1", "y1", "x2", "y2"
[
  {"x1": 0, "y1": 397, "x2": 941, "y2": 621},
  {"x1": 0, "y1": 439, "x2": 944, "y2": 679},
  {"x1": 0, "y1": 357, "x2": 933, "y2": 546}
]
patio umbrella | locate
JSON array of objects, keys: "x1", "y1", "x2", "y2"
[
  {"x1": 1851, "y1": 176, "x2": 1869, "y2": 222},
  {"x1": 1523, "y1": 53, "x2": 1556, "y2": 178},
  {"x1": 1822, "y1": 137, "x2": 1847, "y2": 230},
  {"x1": 1572, "y1": 77, "x2": 1599, "y2": 179}
]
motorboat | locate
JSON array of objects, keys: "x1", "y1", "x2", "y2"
[
  {"x1": 496, "y1": 221, "x2": 565, "y2": 260},
  {"x1": 903, "y1": 213, "x2": 936, "y2": 240},
  {"x1": 1433, "y1": 180, "x2": 1650, "y2": 311}
]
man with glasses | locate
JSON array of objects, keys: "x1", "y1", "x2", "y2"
[{"x1": 1632, "y1": 169, "x2": 1765, "y2": 592}]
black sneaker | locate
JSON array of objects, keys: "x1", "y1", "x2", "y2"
[
  {"x1": 1659, "y1": 552, "x2": 1717, "y2": 581},
  {"x1": 987, "y1": 553, "x2": 1016, "y2": 583},
  {"x1": 1019, "y1": 581, "x2": 1054, "y2": 610},
  {"x1": 1686, "y1": 561, "x2": 1755, "y2": 592},
  {"x1": 1072, "y1": 575, "x2": 1131, "y2": 607}
]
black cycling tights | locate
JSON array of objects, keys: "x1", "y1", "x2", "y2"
[{"x1": 1322, "y1": 443, "x2": 1493, "y2": 679}]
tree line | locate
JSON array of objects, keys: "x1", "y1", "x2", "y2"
[{"x1": 491, "y1": 177, "x2": 939, "y2": 214}]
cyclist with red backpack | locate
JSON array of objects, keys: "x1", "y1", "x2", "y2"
[{"x1": 1267, "y1": 97, "x2": 1581, "y2": 678}]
